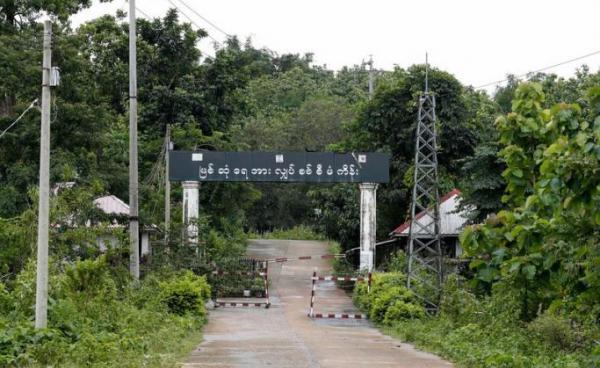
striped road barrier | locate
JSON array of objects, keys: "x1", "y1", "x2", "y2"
[
  {"x1": 215, "y1": 301, "x2": 271, "y2": 308},
  {"x1": 265, "y1": 254, "x2": 346, "y2": 264},
  {"x1": 312, "y1": 313, "x2": 367, "y2": 319},
  {"x1": 212, "y1": 270, "x2": 267, "y2": 276},
  {"x1": 308, "y1": 270, "x2": 371, "y2": 319},
  {"x1": 311, "y1": 276, "x2": 367, "y2": 282}
]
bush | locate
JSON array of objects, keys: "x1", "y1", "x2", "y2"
[
  {"x1": 528, "y1": 312, "x2": 577, "y2": 351},
  {"x1": 0, "y1": 256, "x2": 210, "y2": 367},
  {"x1": 0, "y1": 282, "x2": 11, "y2": 314},
  {"x1": 159, "y1": 271, "x2": 211, "y2": 316},
  {"x1": 370, "y1": 286, "x2": 418, "y2": 322},
  {"x1": 386, "y1": 250, "x2": 407, "y2": 273},
  {"x1": 353, "y1": 272, "x2": 424, "y2": 324},
  {"x1": 440, "y1": 274, "x2": 481, "y2": 325},
  {"x1": 383, "y1": 300, "x2": 425, "y2": 324},
  {"x1": 62, "y1": 255, "x2": 117, "y2": 301}
]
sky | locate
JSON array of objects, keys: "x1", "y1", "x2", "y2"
[{"x1": 71, "y1": 0, "x2": 600, "y2": 93}]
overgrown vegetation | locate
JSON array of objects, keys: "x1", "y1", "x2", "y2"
[
  {"x1": 248, "y1": 225, "x2": 326, "y2": 241},
  {"x1": 386, "y1": 275, "x2": 597, "y2": 368},
  {"x1": 370, "y1": 82, "x2": 600, "y2": 367},
  {"x1": 2, "y1": 1, "x2": 600, "y2": 366},
  {"x1": 353, "y1": 272, "x2": 424, "y2": 323},
  {"x1": 0, "y1": 257, "x2": 210, "y2": 367}
]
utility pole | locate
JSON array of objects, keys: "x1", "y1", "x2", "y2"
[
  {"x1": 164, "y1": 125, "x2": 171, "y2": 245},
  {"x1": 129, "y1": 0, "x2": 140, "y2": 280},
  {"x1": 35, "y1": 20, "x2": 52, "y2": 329},
  {"x1": 367, "y1": 55, "x2": 374, "y2": 100}
]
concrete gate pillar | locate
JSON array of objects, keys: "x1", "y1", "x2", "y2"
[
  {"x1": 359, "y1": 183, "x2": 378, "y2": 271},
  {"x1": 182, "y1": 181, "x2": 200, "y2": 244}
]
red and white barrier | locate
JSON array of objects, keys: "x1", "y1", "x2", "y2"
[
  {"x1": 311, "y1": 276, "x2": 367, "y2": 282},
  {"x1": 312, "y1": 313, "x2": 367, "y2": 319},
  {"x1": 216, "y1": 302, "x2": 270, "y2": 308},
  {"x1": 308, "y1": 270, "x2": 371, "y2": 319},
  {"x1": 212, "y1": 270, "x2": 267, "y2": 276},
  {"x1": 265, "y1": 254, "x2": 346, "y2": 264}
]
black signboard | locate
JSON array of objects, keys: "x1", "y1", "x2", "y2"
[{"x1": 169, "y1": 151, "x2": 389, "y2": 183}]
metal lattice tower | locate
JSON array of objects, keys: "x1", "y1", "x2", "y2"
[{"x1": 406, "y1": 57, "x2": 443, "y2": 311}]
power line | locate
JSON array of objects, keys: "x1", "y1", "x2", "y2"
[
  {"x1": 173, "y1": 0, "x2": 231, "y2": 38},
  {"x1": 0, "y1": 99, "x2": 39, "y2": 140},
  {"x1": 135, "y1": 1, "x2": 217, "y2": 58},
  {"x1": 474, "y1": 49, "x2": 600, "y2": 89},
  {"x1": 135, "y1": 6, "x2": 151, "y2": 19},
  {"x1": 166, "y1": 0, "x2": 221, "y2": 45}
]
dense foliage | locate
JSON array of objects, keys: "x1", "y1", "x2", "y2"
[
  {"x1": 375, "y1": 82, "x2": 600, "y2": 366},
  {"x1": 353, "y1": 272, "x2": 424, "y2": 323},
  {"x1": 388, "y1": 276, "x2": 596, "y2": 368},
  {"x1": 461, "y1": 83, "x2": 600, "y2": 322},
  {"x1": 2, "y1": 1, "x2": 600, "y2": 366},
  {"x1": 0, "y1": 257, "x2": 210, "y2": 367}
]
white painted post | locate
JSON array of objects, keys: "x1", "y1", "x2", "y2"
[
  {"x1": 359, "y1": 183, "x2": 377, "y2": 271},
  {"x1": 182, "y1": 181, "x2": 200, "y2": 244}
]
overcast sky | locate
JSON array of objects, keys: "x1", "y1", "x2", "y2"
[{"x1": 71, "y1": 0, "x2": 600, "y2": 93}]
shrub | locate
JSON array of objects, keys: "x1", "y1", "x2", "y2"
[
  {"x1": 353, "y1": 272, "x2": 423, "y2": 324},
  {"x1": 440, "y1": 274, "x2": 481, "y2": 325},
  {"x1": 0, "y1": 282, "x2": 11, "y2": 314},
  {"x1": 62, "y1": 255, "x2": 117, "y2": 301},
  {"x1": 528, "y1": 312, "x2": 577, "y2": 351},
  {"x1": 383, "y1": 300, "x2": 425, "y2": 324},
  {"x1": 386, "y1": 250, "x2": 407, "y2": 273},
  {"x1": 159, "y1": 271, "x2": 211, "y2": 316},
  {"x1": 370, "y1": 286, "x2": 417, "y2": 322}
]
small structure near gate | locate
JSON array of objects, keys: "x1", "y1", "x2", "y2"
[{"x1": 389, "y1": 188, "x2": 469, "y2": 258}]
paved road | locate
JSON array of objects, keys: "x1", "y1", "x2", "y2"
[{"x1": 184, "y1": 239, "x2": 453, "y2": 368}]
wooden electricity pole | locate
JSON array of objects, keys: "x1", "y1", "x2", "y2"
[
  {"x1": 129, "y1": 0, "x2": 140, "y2": 280},
  {"x1": 35, "y1": 20, "x2": 52, "y2": 329}
]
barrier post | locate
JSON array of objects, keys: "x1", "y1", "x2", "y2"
[
  {"x1": 264, "y1": 262, "x2": 270, "y2": 308},
  {"x1": 309, "y1": 269, "x2": 317, "y2": 317},
  {"x1": 368, "y1": 272, "x2": 372, "y2": 293}
]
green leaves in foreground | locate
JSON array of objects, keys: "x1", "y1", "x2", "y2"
[{"x1": 461, "y1": 82, "x2": 600, "y2": 322}]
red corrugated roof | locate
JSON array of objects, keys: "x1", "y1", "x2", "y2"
[{"x1": 391, "y1": 188, "x2": 462, "y2": 235}]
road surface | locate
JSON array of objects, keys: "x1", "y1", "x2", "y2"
[{"x1": 184, "y1": 239, "x2": 453, "y2": 368}]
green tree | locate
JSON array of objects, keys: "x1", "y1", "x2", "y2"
[{"x1": 461, "y1": 83, "x2": 600, "y2": 321}]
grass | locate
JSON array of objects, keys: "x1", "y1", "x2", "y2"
[
  {"x1": 384, "y1": 316, "x2": 594, "y2": 368},
  {"x1": 248, "y1": 225, "x2": 326, "y2": 241}
]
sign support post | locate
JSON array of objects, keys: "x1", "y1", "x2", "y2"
[
  {"x1": 182, "y1": 181, "x2": 200, "y2": 244},
  {"x1": 359, "y1": 183, "x2": 377, "y2": 271}
]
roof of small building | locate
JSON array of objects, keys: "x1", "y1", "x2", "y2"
[
  {"x1": 93, "y1": 195, "x2": 129, "y2": 216},
  {"x1": 390, "y1": 188, "x2": 469, "y2": 237}
]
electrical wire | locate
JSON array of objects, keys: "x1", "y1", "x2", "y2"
[
  {"x1": 173, "y1": 0, "x2": 231, "y2": 38},
  {"x1": 166, "y1": 0, "x2": 221, "y2": 45},
  {"x1": 134, "y1": 1, "x2": 217, "y2": 58},
  {"x1": 0, "y1": 99, "x2": 39, "y2": 140},
  {"x1": 135, "y1": 6, "x2": 151, "y2": 20},
  {"x1": 474, "y1": 49, "x2": 600, "y2": 89}
]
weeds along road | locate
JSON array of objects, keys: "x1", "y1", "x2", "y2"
[{"x1": 183, "y1": 239, "x2": 453, "y2": 368}]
